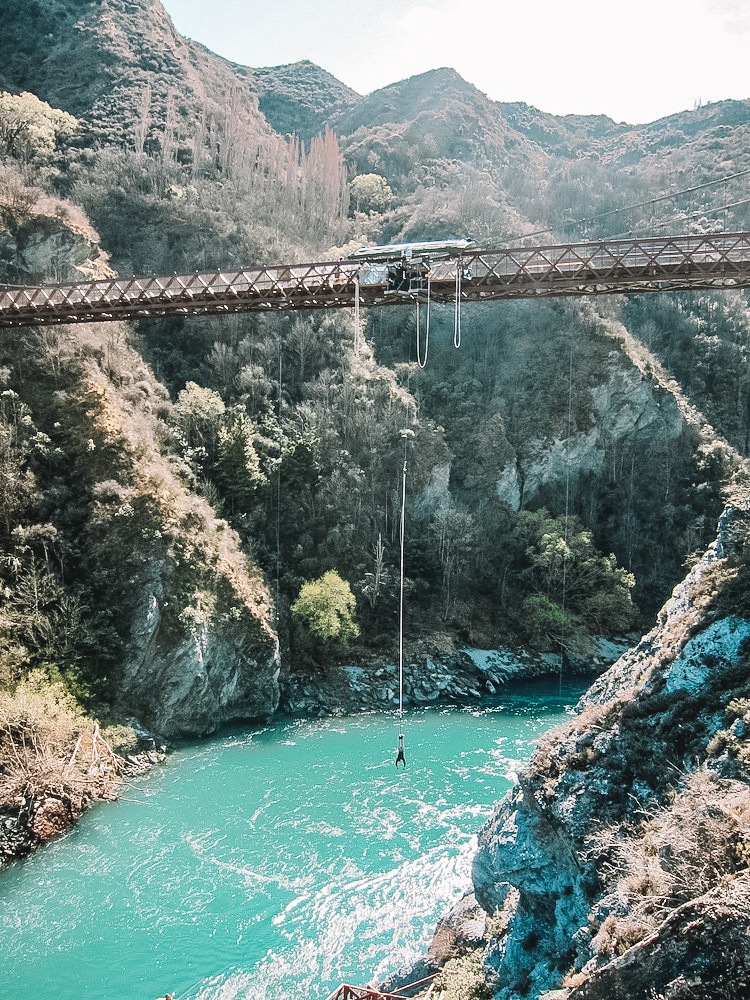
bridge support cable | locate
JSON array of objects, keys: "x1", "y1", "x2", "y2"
[
  {"x1": 607, "y1": 196, "x2": 750, "y2": 242},
  {"x1": 485, "y1": 166, "x2": 750, "y2": 249}
]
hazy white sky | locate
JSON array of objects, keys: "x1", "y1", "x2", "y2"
[{"x1": 160, "y1": 0, "x2": 750, "y2": 125}]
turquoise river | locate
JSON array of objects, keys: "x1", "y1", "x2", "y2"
[{"x1": 0, "y1": 679, "x2": 585, "y2": 1000}]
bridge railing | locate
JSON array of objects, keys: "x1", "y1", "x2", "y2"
[
  {"x1": 465, "y1": 231, "x2": 750, "y2": 292},
  {"x1": 2, "y1": 232, "x2": 750, "y2": 327}
]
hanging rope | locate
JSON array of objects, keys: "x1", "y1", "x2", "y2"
[
  {"x1": 275, "y1": 337, "x2": 283, "y2": 626},
  {"x1": 453, "y1": 260, "x2": 462, "y2": 349},
  {"x1": 415, "y1": 275, "x2": 431, "y2": 369},
  {"x1": 396, "y1": 449, "x2": 408, "y2": 767},
  {"x1": 353, "y1": 270, "x2": 361, "y2": 352},
  {"x1": 560, "y1": 332, "x2": 574, "y2": 699}
]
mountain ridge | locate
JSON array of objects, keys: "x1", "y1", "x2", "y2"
[{"x1": 5, "y1": 0, "x2": 749, "y2": 197}]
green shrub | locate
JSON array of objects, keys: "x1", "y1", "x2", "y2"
[
  {"x1": 436, "y1": 949, "x2": 491, "y2": 1000},
  {"x1": 291, "y1": 570, "x2": 359, "y2": 647}
]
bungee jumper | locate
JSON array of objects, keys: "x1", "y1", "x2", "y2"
[{"x1": 396, "y1": 732, "x2": 406, "y2": 768}]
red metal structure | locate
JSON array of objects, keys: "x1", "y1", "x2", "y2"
[
  {"x1": 1, "y1": 231, "x2": 750, "y2": 328},
  {"x1": 323, "y1": 973, "x2": 439, "y2": 1000}
]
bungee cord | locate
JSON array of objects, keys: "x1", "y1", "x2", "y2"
[
  {"x1": 454, "y1": 261, "x2": 462, "y2": 349},
  {"x1": 353, "y1": 271, "x2": 361, "y2": 352},
  {"x1": 415, "y1": 275, "x2": 431, "y2": 369},
  {"x1": 275, "y1": 337, "x2": 282, "y2": 627},
  {"x1": 414, "y1": 262, "x2": 462, "y2": 367},
  {"x1": 396, "y1": 448, "x2": 408, "y2": 768},
  {"x1": 560, "y1": 330, "x2": 575, "y2": 701}
]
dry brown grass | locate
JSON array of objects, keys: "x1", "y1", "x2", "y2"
[
  {"x1": 0, "y1": 671, "x2": 125, "y2": 813},
  {"x1": 587, "y1": 769, "x2": 750, "y2": 958}
]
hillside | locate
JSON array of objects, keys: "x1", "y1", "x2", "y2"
[
  {"x1": 0, "y1": 0, "x2": 273, "y2": 148},
  {"x1": 0, "y1": 0, "x2": 746, "y2": 647},
  {"x1": 0, "y1": 0, "x2": 746, "y2": 687},
  {"x1": 253, "y1": 59, "x2": 360, "y2": 141}
]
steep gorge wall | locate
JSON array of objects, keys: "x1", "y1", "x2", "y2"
[
  {"x1": 468, "y1": 500, "x2": 750, "y2": 998},
  {"x1": 116, "y1": 552, "x2": 280, "y2": 738},
  {"x1": 65, "y1": 355, "x2": 282, "y2": 739},
  {"x1": 495, "y1": 351, "x2": 687, "y2": 511},
  {"x1": 402, "y1": 296, "x2": 736, "y2": 624},
  {"x1": 0, "y1": 211, "x2": 281, "y2": 740}
]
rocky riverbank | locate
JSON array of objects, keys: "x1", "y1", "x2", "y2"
[
  {"x1": 280, "y1": 637, "x2": 631, "y2": 718},
  {"x1": 0, "y1": 740, "x2": 167, "y2": 865}
]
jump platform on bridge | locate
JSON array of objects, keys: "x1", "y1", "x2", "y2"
[{"x1": 2, "y1": 231, "x2": 750, "y2": 328}]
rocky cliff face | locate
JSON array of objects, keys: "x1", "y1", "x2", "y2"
[
  {"x1": 0, "y1": 197, "x2": 113, "y2": 284},
  {"x1": 496, "y1": 357, "x2": 686, "y2": 511},
  {"x1": 119, "y1": 531, "x2": 280, "y2": 738},
  {"x1": 468, "y1": 499, "x2": 750, "y2": 998},
  {"x1": 72, "y1": 354, "x2": 282, "y2": 739}
]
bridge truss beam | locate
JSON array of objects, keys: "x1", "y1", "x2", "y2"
[{"x1": 1, "y1": 232, "x2": 750, "y2": 329}]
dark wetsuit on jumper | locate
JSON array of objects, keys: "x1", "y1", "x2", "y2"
[{"x1": 396, "y1": 733, "x2": 406, "y2": 768}]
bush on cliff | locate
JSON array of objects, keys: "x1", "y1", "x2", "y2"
[
  {"x1": 515, "y1": 509, "x2": 636, "y2": 652},
  {"x1": 291, "y1": 569, "x2": 360, "y2": 664},
  {"x1": 586, "y1": 769, "x2": 750, "y2": 962}
]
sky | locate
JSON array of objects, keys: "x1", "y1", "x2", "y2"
[{"x1": 159, "y1": 0, "x2": 750, "y2": 125}]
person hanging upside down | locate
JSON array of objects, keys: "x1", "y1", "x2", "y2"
[{"x1": 396, "y1": 733, "x2": 406, "y2": 768}]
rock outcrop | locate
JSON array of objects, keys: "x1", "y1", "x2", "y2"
[
  {"x1": 120, "y1": 550, "x2": 280, "y2": 738},
  {"x1": 464, "y1": 499, "x2": 750, "y2": 998},
  {"x1": 562, "y1": 874, "x2": 750, "y2": 999},
  {"x1": 496, "y1": 343, "x2": 688, "y2": 512},
  {"x1": 0, "y1": 209, "x2": 112, "y2": 284}
]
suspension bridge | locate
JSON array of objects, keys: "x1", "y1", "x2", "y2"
[{"x1": 1, "y1": 230, "x2": 750, "y2": 329}]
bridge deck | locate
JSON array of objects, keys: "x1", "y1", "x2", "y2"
[{"x1": 1, "y1": 232, "x2": 750, "y2": 328}]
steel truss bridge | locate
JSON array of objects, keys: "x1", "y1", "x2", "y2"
[{"x1": 2, "y1": 231, "x2": 750, "y2": 329}]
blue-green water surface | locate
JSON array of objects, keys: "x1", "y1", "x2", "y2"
[{"x1": 1, "y1": 679, "x2": 583, "y2": 1000}]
